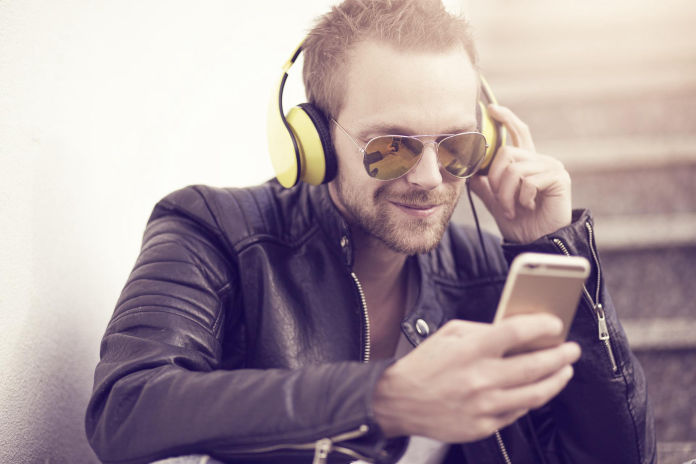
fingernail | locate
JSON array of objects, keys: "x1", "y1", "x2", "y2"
[
  {"x1": 565, "y1": 342, "x2": 581, "y2": 360},
  {"x1": 538, "y1": 314, "x2": 562, "y2": 334},
  {"x1": 548, "y1": 316, "x2": 563, "y2": 334}
]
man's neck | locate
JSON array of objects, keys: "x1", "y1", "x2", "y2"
[
  {"x1": 351, "y1": 225, "x2": 411, "y2": 359},
  {"x1": 351, "y1": 225, "x2": 408, "y2": 287}
]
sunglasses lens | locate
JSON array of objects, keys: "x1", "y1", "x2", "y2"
[
  {"x1": 363, "y1": 136, "x2": 423, "y2": 180},
  {"x1": 438, "y1": 133, "x2": 487, "y2": 178}
]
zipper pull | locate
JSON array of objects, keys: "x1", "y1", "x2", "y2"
[
  {"x1": 596, "y1": 303, "x2": 610, "y2": 341},
  {"x1": 313, "y1": 438, "x2": 332, "y2": 464}
]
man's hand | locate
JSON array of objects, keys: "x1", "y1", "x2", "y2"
[
  {"x1": 469, "y1": 104, "x2": 572, "y2": 244},
  {"x1": 372, "y1": 314, "x2": 580, "y2": 442}
]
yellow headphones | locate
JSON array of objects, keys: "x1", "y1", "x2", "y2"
[
  {"x1": 267, "y1": 44, "x2": 506, "y2": 188},
  {"x1": 476, "y1": 75, "x2": 507, "y2": 175}
]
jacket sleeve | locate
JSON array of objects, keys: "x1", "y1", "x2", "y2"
[
  {"x1": 85, "y1": 189, "x2": 399, "y2": 464},
  {"x1": 500, "y1": 209, "x2": 656, "y2": 464}
]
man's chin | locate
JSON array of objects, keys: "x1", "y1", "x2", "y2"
[
  {"x1": 381, "y1": 235, "x2": 442, "y2": 255},
  {"x1": 374, "y1": 207, "x2": 452, "y2": 254},
  {"x1": 376, "y1": 220, "x2": 446, "y2": 254}
]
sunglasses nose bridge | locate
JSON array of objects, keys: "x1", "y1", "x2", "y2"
[
  {"x1": 409, "y1": 138, "x2": 442, "y2": 179},
  {"x1": 421, "y1": 140, "x2": 438, "y2": 159},
  {"x1": 412, "y1": 138, "x2": 438, "y2": 157},
  {"x1": 419, "y1": 139, "x2": 446, "y2": 167}
]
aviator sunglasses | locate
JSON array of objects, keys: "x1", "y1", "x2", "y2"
[{"x1": 331, "y1": 119, "x2": 489, "y2": 181}]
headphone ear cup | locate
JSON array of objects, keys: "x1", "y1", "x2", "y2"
[
  {"x1": 284, "y1": 103, "x2": 336, "y2": 185},
  {"x1": 477, "y1": 101, "x2": 505, "y2": 175},
  {"x1": 476, "y1": 77, "x2": 506, "y2": 176}
]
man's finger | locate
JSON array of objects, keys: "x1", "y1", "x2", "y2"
[
  {"x1": 491, "y1": 159, "x2": 550, "y2": 218},
  {"x1": 493, "y1": 342, "x2": 581, "y2": 389},
  {"x1": 487, "y1": 364, "x2": 575, "y2": 415},
  {"x1": 488, "y1": 104, "x2": 535, "y2": 151},
  {"x1": 479, "y1": 313, "x2": 564, "y2": 356},
  {"x1": 486, "y1": 146, "x2": 536, "y2": 193}
]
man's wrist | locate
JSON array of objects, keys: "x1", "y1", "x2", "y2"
[{"x1": 372, "y1": 363, "x2": 412, "y2": 438}]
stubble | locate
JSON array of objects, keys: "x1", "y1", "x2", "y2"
[{"x1": 334, "y1": 175, "x2": 462, "y2": 255}]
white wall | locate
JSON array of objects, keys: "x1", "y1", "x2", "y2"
[{"x1": 0, "y1": 1, "x2": 337, "y2": 462}]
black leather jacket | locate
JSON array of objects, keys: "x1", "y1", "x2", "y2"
[{"x1": 86, "y1": 180, "x2": 655, "y2": 464}]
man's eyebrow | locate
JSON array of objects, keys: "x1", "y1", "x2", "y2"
[
  {"x1": 355, "y1": 124, "x2": 415, "y2": 140},
  {"x1": 356, "y1": 122, "x2": 478, "y2": 140},
  {"x1": 439, "y1": 123, "x2": 478, "y2": 134}
]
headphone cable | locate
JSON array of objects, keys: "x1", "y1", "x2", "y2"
[{"x1": 466, "y1": 180, "x2": 493, "y2": 276}]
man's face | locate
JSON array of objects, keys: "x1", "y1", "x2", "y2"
[{"x1": 329, "y1": 40, "x2": 479, "y2": 254}]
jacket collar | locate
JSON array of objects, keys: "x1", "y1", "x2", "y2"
[{"x1": 305, "y1": 182, "x2": 355, "y2": 268}]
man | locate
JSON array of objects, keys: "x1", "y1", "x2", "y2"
[{"x1": 86, "y1": 1, "x2": 654, "y2": 463}]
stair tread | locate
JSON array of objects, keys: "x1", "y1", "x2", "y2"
[
  {"x1": 593, "y1": 212, "x2": 696, "y2": 250},
  {"x1": 634, "y1": 350, "x2": 696, "y2": 442},
  {"x1": 621, "y1": 318, "x2": 696, "y2": 350},
  {"x1": 491, "y1": 70, "x2": 696, "y2": 105},
  {"x1": 657, "y1": 442, "x2": 696, "y2": 464},
  {"x1": 540, "y1": 135, "x2": 696, "y2": 171}
]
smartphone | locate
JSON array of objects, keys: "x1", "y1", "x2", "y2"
[{"x1": 493, "y1": 252, "x2": 590, "y2": 354}]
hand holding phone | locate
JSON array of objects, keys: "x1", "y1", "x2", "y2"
[{"x1": 494, "y1": 252, "x2": 590, "y2": 355}]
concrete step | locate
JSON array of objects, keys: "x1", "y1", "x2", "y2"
[
  {"x1": 563, "y1": 149, "x2": 696, "y2": 220},
  {"x1": 591, "y1": 213, "x2": 696, "y2": 251},
  {"x1": 468, "y1": 0, "x2": 696, "y2": 140},
  {"x1": 623, "y1": 318, "x2": 696, "y2": 351},
  {"x1": 499, "y1": 93, "x2": 696, "y2": 140},
  {"x1": 478, "y1": 25, "x2": 696, "y2": 89},
  {"x1": 658, "y1": 442, "x2": 696, "y2": 464},
  {"x1": 568, "y1": 160, "x2": 696, "y2": 219},
  {"x1": 469, "y1": 0, "x2": 696, "y2": 44},
  {"x1": 471, "y1": 0, "x2": 696, "y2": 78},
  {"x1": 455, "y1": 199, "x2": 696, "y2": 252},
  {"x1": 599, "y1": 245, "x2": 696, "y2": 319},
  {"x1": 634, "y1": 349, "x2": 696, "y2": 443},
  {"x1": 488, "y1": 69, "x2": 696, "y2": 109},
  {"x1": 543, "y1": 136, "x2": 696, "y2": 173}
]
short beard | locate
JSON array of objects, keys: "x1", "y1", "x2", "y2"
[{"x1": 334, "y1": 176, "x2": 461, "y2": 255}]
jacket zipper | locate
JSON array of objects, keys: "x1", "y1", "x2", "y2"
[
  {"x1": 218, "y1": 425, "x2": 371, "y2": 463},
  {"x1": 495, "y1": 430, "x2": 512, "y2": 464},
  {"x1": 553, "y1": 222, "x2": 619, "y2": 373},
  {"x1": 312, "y1": 425, "x2": 372, "y2": 464},
  {"x1": 351, "y1": 272, "x2": 371, "y2": 363}
]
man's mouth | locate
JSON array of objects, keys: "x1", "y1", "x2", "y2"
[
  {"x1": 391, "y1": 201, "x2": 441, "y2": 217},
  {"x1": 395, "y1": 202, "x2": 437, "y2": 210}
]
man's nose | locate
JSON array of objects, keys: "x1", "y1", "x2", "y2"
[{"x1": 404, "y1": 142, "x2": 443, "y2": 190}]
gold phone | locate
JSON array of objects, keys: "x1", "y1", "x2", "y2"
[{"x1": 493, "y1": 252, "x2": 590, "y2": 354}]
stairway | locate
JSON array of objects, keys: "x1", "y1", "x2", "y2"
[{"x1": 453, "y1": 1, "x2": 696, "y2": 462}]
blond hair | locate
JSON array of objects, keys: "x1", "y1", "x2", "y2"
[{"x1": 302, "y1": 0, "x2": 478, "y2": 119}]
